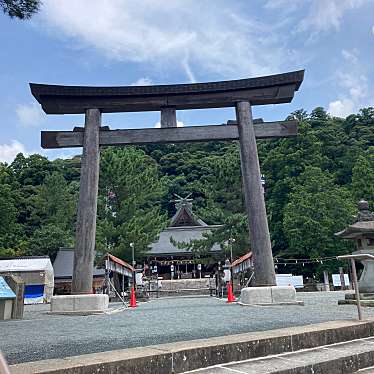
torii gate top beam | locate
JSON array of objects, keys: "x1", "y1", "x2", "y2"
[{"x1": 30, "y1": 70, "x2": 304, "y2": 114}]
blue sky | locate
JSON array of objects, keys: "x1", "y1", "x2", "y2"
[{"x1": 0, "y1": 0, "x2": 373, "y2": 162}]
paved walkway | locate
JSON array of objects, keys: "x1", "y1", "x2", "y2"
[{"x1": 1, "y1": 292, "x2": 373, "y2": 365}]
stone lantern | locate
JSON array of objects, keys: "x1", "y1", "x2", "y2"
[{"x1": 335, "y1": 200, "x2": 374, "y2": 298}]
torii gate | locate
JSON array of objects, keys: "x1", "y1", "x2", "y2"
[{"x1": 30, "y1": 70, "x2": 304, "y2": 295}]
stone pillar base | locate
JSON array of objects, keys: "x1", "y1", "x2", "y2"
[
  {"x1": 50, "y1": 294, "x2": 109, "y2": 315},
  {"x1": 239, "y1": 286, "x2": 304, "y2": 306}
]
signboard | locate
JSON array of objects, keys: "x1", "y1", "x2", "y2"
[
  {"x1": 0, "y1": 276, "x2": 16, "y2": 299},
  {"x1": 332, "y1": 274, "x2": 350, "y2": 287},
  {"x1": 276, "y1": 274, "x2": 304, "y2": 289},
  {"x1": 135, "y1": 272, "x2": 143, "y2": 286},
  {"x1": 223, "y1": 269, "x2": 231, "y2": 282}
]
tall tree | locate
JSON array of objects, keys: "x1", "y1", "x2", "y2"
[
  {"x1": 172, "y1": 143, "x2": 250, "y2": 259},
  {"x1": 351, "y1": 154, "x2": 374, "y2": 205},
  {"x1": 0, "y1": 182, "x2": 24, "y2": 256},
  {"x1": 283, "y1": 166, "x2": 355, "y2": 278},
  {"x1": 97, "y1": 147, "x2": 168, "y2": 262},
  {"x1": 26, "y1": 172, "x2": 76, "y2": 260}
]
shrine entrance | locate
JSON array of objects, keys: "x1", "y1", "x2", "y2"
[{"x1": 30, "y1": 70, "x2": 304, "y2": 303}]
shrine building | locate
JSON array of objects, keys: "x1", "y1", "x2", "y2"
[{"x1": 147, "y1": 196, "x2": 222, "y2": 279}]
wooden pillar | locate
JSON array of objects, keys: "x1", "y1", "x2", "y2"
[
  {"x1": 236, "y1": 101, "x2": 276, "y2": 286},
  {"x1": 71, "y1": 108, "x2": 101, "y2": 294},
  {"x1": 160, "y1": 107, "x2": 177, "y2": 128},
  {"x1": 339, "y1": 266, "x2": 346, "y2": 290}
]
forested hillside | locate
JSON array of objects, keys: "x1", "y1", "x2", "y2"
[{"x1": 1, "y1": 107, "x2": 373, "y2": 279}]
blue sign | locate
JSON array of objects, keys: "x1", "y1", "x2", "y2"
[{"x1": 0, "y1": 276, "x2": 16, "y2": 299}]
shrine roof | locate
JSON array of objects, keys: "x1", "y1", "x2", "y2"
[
  {"x1": 148, "y1": 225, "x2": 222, "y2": 256},
  {"x1": 232, "y1": 252, "x2": 252, "y2": 267},
  {"x1": 30, "y1": 70, "x2": 304, "y2": 114},
  {"x1": 53, "y1": 248, "x2": 105, "y2": 279},
  {"x1": 335, "y1": 221, "x2": 374, "y2": 239}
]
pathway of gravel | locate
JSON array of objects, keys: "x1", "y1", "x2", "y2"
[{"x1": 1, "y1": 292, "x2": 372, "y2": 365}]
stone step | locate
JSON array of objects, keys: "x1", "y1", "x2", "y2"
[
  {"x1": 339, "y1": 299, "x2": 374, "y2": 307},
  {"x1": 185, "y1": 337, "x2": 374, "y2": 374},
  {"x1": 358, "y1": 367, "x2": 374, "y2": 373},
  {"x1": 345, "y1": 293, "x2": 374, "y2": 300}
]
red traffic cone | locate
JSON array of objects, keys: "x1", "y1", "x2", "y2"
[
  {"x1": 130, "y1": 286, "x2": 137, "y2": 308},
  {"x1": 227, "y1": 282, "x2": 236, "y2": 303}
]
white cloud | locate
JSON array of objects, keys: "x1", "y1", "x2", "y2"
[
  {"x1": 264, "y1": 0, "x2": 299, "y2": 13},
  {"x1": 131, "y1": 77, "x2": 153, "y2": 86},
  {"x1": 298, "y1": 0, "x2": 365, "y2": 33},
  {"x1": 328, "y1": 99, "x2": 355, "y2": 118},
  {"x1": 339, "y1": 72, "x2": 368, "y2": 100},
  {"x1": 39, "y1": 0, "x2": 287, "y2": 80},
  {"x1": 341, "y1": 49, "x2": 359, "y2": 65},
  {"x1": 328, "y1": 49, "x2": 370, "y2": 117},
  {"x1": 154, "y1": 121, "x2": 184, "y2": 128},
  {"x1": 182, "y1": 57, "x2": 196, "y2": 83},
  {"x1": 0, "y1": 141, "x2": 27, "y2": 163},
  {"x1": 15, "y1": 103, "x2": 45, "y2": 127}
]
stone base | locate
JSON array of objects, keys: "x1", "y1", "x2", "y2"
[
  {"x1": 338, "y1": 292, "x2": 374, "y2": 307},
  {"x1": 345, "y1": 292, "x2": 374, "y2": 300},
  {"x1": 352, "y1": 249, "x2": 374, "y2": 293},
  {"x1": 338, "y1": 299, "x2": 374, "y2": 307},
  {"x1": 50, "y1": 294, "x2": 109, "y2": 315},
  {"x1": 239, "y1": 286, "x2": 304, "y2": 306}
]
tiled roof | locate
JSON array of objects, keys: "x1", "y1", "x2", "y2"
[{"x1": 53, "y1": 248, "x2": 105, "y2": 279}]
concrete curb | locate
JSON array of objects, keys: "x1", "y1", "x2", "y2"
[
  {"x1": 10, "y1": 319, "x2": 374, "y2": 374},
  {"x1": 238, "y1": 301, "x2": 305, "y2": 306}
]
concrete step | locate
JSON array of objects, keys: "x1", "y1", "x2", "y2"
[
  {"x1": 358, "y1": 367, "x2": 374, "y2": 373},
  {"x1": 186, "y1": 337, "x2": 374, "y2": 374}
]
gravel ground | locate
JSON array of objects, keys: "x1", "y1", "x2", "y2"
[{"x1": 1, "y1": 292, "x2": 373, "y2": 365}]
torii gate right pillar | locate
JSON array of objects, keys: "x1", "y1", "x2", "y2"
[{"x1": 236, "y1": 101, "x2": 276, "y2": 286}]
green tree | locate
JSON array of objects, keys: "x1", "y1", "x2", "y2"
[
  {"x1": 27, "y1": 224, "x2": 72, "y2": 261},
  {"x1": 32, "y1": 172, "x2": 76, "y2": 230},
  {"x1": 24, "y1": 172, "x2": 76, "y2": 259},
  {"x1": 0, "y1": 183, "x2": 23, "y2": 253},
  {"x1": 283, "y1": 167, "x2": 355, "y2": 278},
  {"x1": 351, "y1": 155, "x2": 374, "y2": 205},
  {"x1": 172, "y1": 143, "x2": 250, "y2": 259},
  {"x1": 259, "y1": 117, "x2": 327, "y2": 253},
  {"x1": 1, "y1": 0, "x2": 40, "y2": 19},
  {"x1": 97, "y1": 147, "x2": 168, "y2": 262}
]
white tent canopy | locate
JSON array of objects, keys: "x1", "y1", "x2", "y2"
[
  {"x1": 0, "y1": 257, "x2": 53, "y2": 273},
  {"x1": 0, "y1": 257, "x2": 54, "y2": 303}
]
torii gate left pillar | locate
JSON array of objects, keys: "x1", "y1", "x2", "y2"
[
  {"x1": 31, "y1": 69, "x2": 304, "y2": 311},
  {"x1": 71, "y1": 108, "x2": 101, "y2": 294}
]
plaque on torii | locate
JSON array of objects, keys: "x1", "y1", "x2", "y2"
[{"x1": 30, "y1": 70, "x2": 304, "y2": 294}]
